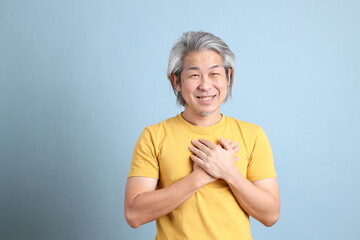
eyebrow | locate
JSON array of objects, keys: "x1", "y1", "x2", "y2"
[
  {"x1": 186, "y1": 65, "x2": 221, "y2": 71},
  {"x1": 209, "y1": 65, "x2": 221, "y2": 69}
]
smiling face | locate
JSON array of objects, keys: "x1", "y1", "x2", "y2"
[{"x1": 171, "y1": 50, "x2": 231, "y2": 125}]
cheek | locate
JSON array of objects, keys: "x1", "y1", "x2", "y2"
[
  {"x1": 181, "y1": 82, "x2": 197, "y2": 94},
  {"x1": 216, "y1": 81, "x2": 228, "y2": 93}
]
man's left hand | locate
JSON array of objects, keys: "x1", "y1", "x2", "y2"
[{"x1": 188, "y1": 138, "x2": 240, "y2": 180}]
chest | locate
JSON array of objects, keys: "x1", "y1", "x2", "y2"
[{"x1": 156, "y1": 130, "x2": 250, "y2": 187}]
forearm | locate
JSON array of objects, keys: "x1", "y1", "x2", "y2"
[
  {"x1": 224, "y1": 169, "x2": 280, "y2": 226},
  {"x1": 125, "y1": 172, "x2": 206, "y2": 228}
]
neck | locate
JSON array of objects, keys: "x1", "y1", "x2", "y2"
[{"x1": 181, "y1": 110, "x2": 222, "y2": 127}]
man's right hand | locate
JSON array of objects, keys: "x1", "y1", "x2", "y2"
[{"x1": 190, "y1": 138, "x2": 239, "y2": 185}]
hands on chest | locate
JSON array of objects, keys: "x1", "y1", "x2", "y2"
[{"x1": 188, "y1": 138, "x2": 240, "y2": 182}]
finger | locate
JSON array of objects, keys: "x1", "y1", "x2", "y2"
[
  {"x1": 231, "y1": 143, "x2": 240, "y2": 153},
  {"x1": 199, "y1": 138, "x2": 217, "y2": 150},
  {"x1": 219, "y1": 137, "x2": 231, "y2": 150},
  {"x1": 190, "y1": 154, "x2": 205, "y2": 166},
  {"x1": 188, "y1": 145, "x2": 207, "y2": 159},
  {"x1": 192, "y1": 140, "x2": 212, "y2": 155},
  {"x1": 229, "y1": 140, "x2": 237, "y2": 149},
  {"x1": 225, "y1": 139, "x2": 240, "y2": 152}
]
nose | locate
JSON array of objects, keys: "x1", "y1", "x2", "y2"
[{"x1": 198, "y1": 75, "x2": 212, "y2": 91}]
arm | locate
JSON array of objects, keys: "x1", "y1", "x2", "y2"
[
  {"x1": 189, "y1": 138, "x2": 280, "y2": 226},
  {"x1": 224, "y1": 172, "x2": 280, "y2": 226},
  {"x1": 124, "y1": 168, "x2": 214, "y2": 228},
  {"x1": 125, "y1": 140, "x2": 239, "y2": 228}
]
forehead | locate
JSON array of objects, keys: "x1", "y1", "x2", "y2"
[{"x1": 182, "y1": 50, "x2": 223, "y2": 70}]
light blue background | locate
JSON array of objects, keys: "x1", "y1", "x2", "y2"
[{"x1": 1, "y1": 0, "x2": 360, "y2": 239}]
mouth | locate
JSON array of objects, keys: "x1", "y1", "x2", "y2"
[
  {"x1": 196, "y1": 95, "x2": 216, "y2": 100},
  {"x1": 196, "y1": 95, "x2": 216, "y2": 105}
]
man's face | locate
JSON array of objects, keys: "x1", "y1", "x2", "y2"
[{"x1": 173, "y1": 50, "x2": 230, "y2": 117}]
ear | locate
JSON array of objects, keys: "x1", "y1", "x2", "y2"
[
  {"x1": 228, "y1": 68, "x2": 232, "y2": 84},
  {"x1": 171, "y1": 74, "x2": 181, "y2": 92},
  {"x1": 227, "y1": 68, "x2": 233, "y2": 85}
]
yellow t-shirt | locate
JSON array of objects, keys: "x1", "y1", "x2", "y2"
[{"x1": 128, "y1": 114, "x2": 276, "y2": 240}]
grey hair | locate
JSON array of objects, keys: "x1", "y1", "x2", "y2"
[{"x1": 167, "y1": 31, "x2": 236, "y2": 106}]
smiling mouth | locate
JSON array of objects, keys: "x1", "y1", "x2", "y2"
[{"x1": 196, "y1": 95, "x2": 216, "y2": 100}]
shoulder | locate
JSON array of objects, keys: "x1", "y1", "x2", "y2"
[
  {"x1": 140, "y1": 115, "x2": 180, "y2": 144},
  {"x1": 144, "y1": 115, "x2": 178, "y2": 133},
  {"x1": 223, "y1": 116, "x2": 269, "y2": 145},
  {"x1": 137, "y1": 116, "x2": 179, "y2": 152},
  {"x1": 225, "y1": 116, "x2": 262, "y2": 132}
]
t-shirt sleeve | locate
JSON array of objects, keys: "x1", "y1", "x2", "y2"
[
  {"x1": 128, "y1": 127, "x2": 159, "y2": 179},
  {"x1": 246, "y1": 126, "x2": 277, "y2": 181}
]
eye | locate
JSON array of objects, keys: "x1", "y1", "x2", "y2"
[
  {"x1": 190, "y1": 74, "x2": 200, "y2": 78},
  {"x1": 211, "y1": 72, "x2": 220, "y2": 76}
]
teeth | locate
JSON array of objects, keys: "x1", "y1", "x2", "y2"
[{"x1": 198, "y1": 96, "x2": 213, "y2": 100}]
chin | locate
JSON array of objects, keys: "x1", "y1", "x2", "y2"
[{"x1": 199, "y1": 111, "x2": 214, "y2": 116}]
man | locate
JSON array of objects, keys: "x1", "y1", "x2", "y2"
[{"x1": 125, "y1": 31, "x2": 280, "y2": 240}]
